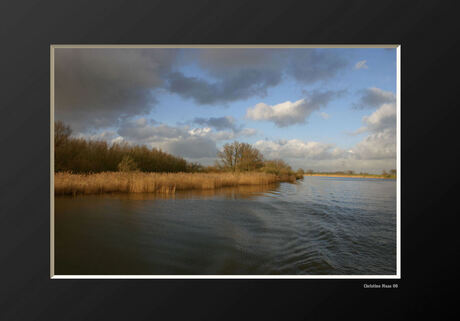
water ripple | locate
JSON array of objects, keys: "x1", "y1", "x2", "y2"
[{"x1": 55, "y1": 177, "x2": 396, "y2": 275}]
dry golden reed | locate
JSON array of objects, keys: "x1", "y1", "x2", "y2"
[{"x1": 54, "y1": 172, "x2": 294, "y2": 196}]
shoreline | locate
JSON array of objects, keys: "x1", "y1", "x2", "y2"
[
  {"x1": 54, "y1": 171, "x2": 299, "y2": 196},
  {"x1": 303, "y1": 174, "x2": 395, "y2": 179}
]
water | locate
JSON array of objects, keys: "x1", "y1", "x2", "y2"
[{"x1": 55, "y1": 177, "x2": 396, "y2": 275}]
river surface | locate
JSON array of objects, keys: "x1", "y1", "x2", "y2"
[{"x1": 55, "y1": 176, "x2": 397, "y2": 275}]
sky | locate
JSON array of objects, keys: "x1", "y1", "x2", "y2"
[{"x1": 54, "y1": 47, "x2": 397, "y2": 173}]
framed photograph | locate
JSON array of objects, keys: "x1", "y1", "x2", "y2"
[
  {"x1": 51, "y1": 45, "x2": 400, "y2": 279},
  {"x1": 4, "y1": 0, "x2": 453, "y2": 319}
]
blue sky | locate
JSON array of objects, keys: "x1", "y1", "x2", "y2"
[{"x1": 55, "y1": 47, "x2": 397, "y2": 173}]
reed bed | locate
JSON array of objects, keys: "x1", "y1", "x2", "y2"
[{"x1": 54, "y1": 172, "x2": 296, "y2": 196}]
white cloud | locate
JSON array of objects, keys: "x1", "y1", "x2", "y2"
[
  {"x1": 253, "y1": 139, "x2": 345, "y2": 160},
  {"x1": 349, "y1": 102, "x2": 396, "y2": 161},
  {"x1": 250, "y1": 100, "x2": 397, "y2": 173},
  {"x1": 354, "y1": 60, "x2": 368, "y2": 69},
  {"x1": 351, "y1": 128, "x2": 396, "y2": 160},
  {"x1": 250, "y1": 137, "x2": 395, "y2": 173},
  {"x1": 246, "y1": 99, "x2": 311, "y2": 127},
  {"x1": 188, "y1": 127, "x2": 212, "y2": 137},
  {"x1": 246, "y1": 90, "x2": 344, "y2": 127}
]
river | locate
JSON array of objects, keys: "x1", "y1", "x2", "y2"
[{"x1": 55, "y1": 176, "x2": 397, "y2": 275}]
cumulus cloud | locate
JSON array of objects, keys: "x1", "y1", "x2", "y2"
[
  {"x1": 250, "y1": 100, "x2": 397, "y2": 172},
  {"x1": 351, "y1": 128, "x2": 396, "y2": 160},
  {"x1": 254, "y1": 139, "x2": 345, "y2": 160},
  {"x1": 354, "y1": 60, "x2": 368, "y2": 69},
  {"x1": 353, "y1": 87, "x2": 395, "y2": 109},
  {"x1": 55, "y1": 48, "x2": 177, "y2": 132},
  {"x1": 350, "y1": 102, "x2": 397, "y2": 160},
  {"x1": 246, "y1": 90, "x2": 345, "y2": 127},
  {"x1": 348, "y1": 88, "x2": 397, "y2": 163},
  {"x1": 361, "y1": 103, "x2": 396, "y2": 132},
  {"x1": 252, "y1": 135, "x2": 395, "y2": 173}
]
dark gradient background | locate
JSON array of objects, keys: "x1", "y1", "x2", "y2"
[{"x1": 0, "y1": 0, "x2": 457, "y2": 319}]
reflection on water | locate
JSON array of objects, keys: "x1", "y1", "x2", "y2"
[{"x1": 55, "y1": 177, "x2": 396, "y2": 275}]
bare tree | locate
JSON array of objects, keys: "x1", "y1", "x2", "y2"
[
  {"x1": 54, "y1": 121, "x2": 72, "y2": 147},
  {"x1": 218, "y1": 141, "x2": 263, "y2": 172},
  {"x1": 238, "y1": 142, "x2": 263, "y2": 171}
]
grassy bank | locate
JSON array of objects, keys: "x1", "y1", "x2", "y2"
[
  {"x1": 304, "y1": 173, "x2": 396, "y2": 179},
  {"x1": 55, "y1": 172, "x2": 298, "y2": 196}
]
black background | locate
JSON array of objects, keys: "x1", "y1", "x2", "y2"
[{"x1": 1, "y1": 0, "x2": 458, "y2": 319}]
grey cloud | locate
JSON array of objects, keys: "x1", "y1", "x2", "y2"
[
  {"x1": 55, "y1": 48, "x2": 177, "y2": 132},
  {"x1": 162, "y1": 136, "x2": 218, "y2": 158},
  {"x1": 352, "y1": 102, "x2": 397, "y2": 135},
  {"x1": 288, "y1": 49, "x2": 348, "y2": 84},
  {"x1": 54, "y1": 48, "x2": 351, "y2": 135},
  {"x1": 193, "y1": 48, "x2": 348, "y2": 84},
  {"x1": 117, "y1": 118, "x2": 187, "y2": 142},
  {"x1": 193, "y1": 116, "x2": 241, "y2": 131},
  {"x1": 168, "y1": 48, "x2": 348, "y2": 105},
  {"x1": 190, "y1": 48, "x2": 284, "y2": 76},
  {"x1": 353, "y1": 87, "x2": 396, "y2": 109},
  {"x1": 308, "y1": 89, "x2": 347, "y2": 107},
  {"x1": 115, "y1": 118, "x2": 219, "y2": 159},
  {"x1": 166, "y1": 69, "x2": 282, "y2": 105}
]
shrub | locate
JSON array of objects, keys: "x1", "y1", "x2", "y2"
[{"x1": 117, "y1": 155, "x2": 139, "y2": 172}]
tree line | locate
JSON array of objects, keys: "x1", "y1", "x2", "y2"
[
  {"x1": 54, "y1": 121, "x2": 303, "y2": 179},
  {"x1": 54, "y1": 121, "x2": 188, "y2": 173}
]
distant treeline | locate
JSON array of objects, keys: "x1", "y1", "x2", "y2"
[{"x1": 304, "y1": 169, "x2": 397, "y2": 178}]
